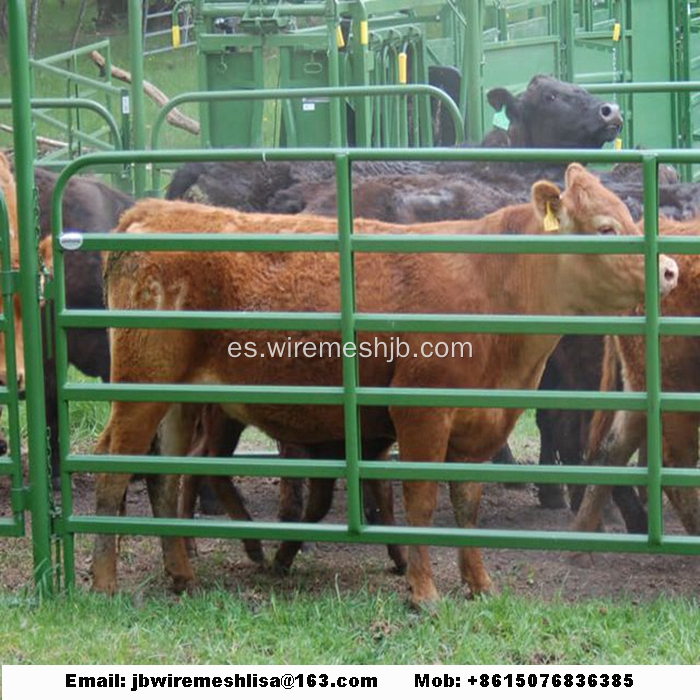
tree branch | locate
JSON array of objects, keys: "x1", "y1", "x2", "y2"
[{"x1": 89, "y1": 50, "x2": 201, "y2": 136}]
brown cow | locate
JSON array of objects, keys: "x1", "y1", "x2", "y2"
[
  {"x1": 573, "y1": 215, "x2": 700, "y2": 535},
  {"x1": 93, "y1": 164, "x2": 678, "y2": 605},
  {"x1": 0, "y1": 152, "x2": 27, "y2": 393}
]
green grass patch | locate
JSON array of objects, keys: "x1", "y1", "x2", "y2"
[{"x1": 0, "y1": 588, "x2": 699, "y2": 664}]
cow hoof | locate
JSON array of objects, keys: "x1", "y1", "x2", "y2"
[
  {"x1": 171, "y1": 575, "x2": 196, "y2": 595},
  {"x1": 388, "y1": 545, "x2": 407, "y2": 575},
  {"x1": 272, "y1": 558, "x2": 292, "y2": 576},
  {"x1": 244, "y1": 541, "x2": 265, "y2": 565},
  {"x1": 407, "y1": 593, "x2": 440, "y2": 615},
  {"x1": 568, "y1": 551, "x2": 595, "y2": 568},
  {"x1": 390, "y1": 561, "x2": 407, "y2": 576},
  {"x1": 537, "y1": 485, "x2": 567, "y2": 510},
  {"x1": 91, "y1": 576, "x2": 117, "y2": 596}
]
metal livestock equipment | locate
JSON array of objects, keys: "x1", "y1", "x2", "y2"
[
  {"x1": 3, "y1": 0, "x2": 700, "y2": 595},
  {"x1": 182, "y1": 0, "x2": 700, "y2": 152}
]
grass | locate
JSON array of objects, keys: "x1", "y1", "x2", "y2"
[{"x1": 0, "y1": 587, "x2": 699, "y2": 664}]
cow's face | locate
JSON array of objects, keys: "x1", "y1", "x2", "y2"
[
  {"x1": 488, "y1": 75, "x2": 623, "y2": 149},
  {"x1": 531, "y1": 164, "x2": 678, "y2": 311}
]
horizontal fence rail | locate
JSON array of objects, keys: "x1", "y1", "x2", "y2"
[{"x1": 47, "y1": 145, "x2": 700, "y2": 591}]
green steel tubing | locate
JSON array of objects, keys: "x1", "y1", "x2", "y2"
[
  {"x1": 582, "y1": 81, "x2": 700, "y2": 94},
  {"x1": 326, "y1": 3, "x2": 343, "y2": 147},
  {"x1": 336, "y1": 153, "x2": 363, "y2": 536},
  {"x1": 642, "y1": 156, "x2": 663, "y2": 548},
  {"x1": 56, "y1": 309, "x2": 647, "y2": 335},
  {"x1": 61, "y1": 516, "x2": 700, "y2": 556},
  {"x1": 150, "y1": 86, "x2": 465, "y2": 150},
  {"x1": 46, "y1": 144, "x2": 700, "y2": 571},
  {"x1": 128, "y1": 0, "x2": 146, "y2": 196},
  {"x1": 61, "y1": 454, "x2": 700, "y2": 489},
  {"x1": 27, "y1": 61, "x2": 122, "y2": 96},
  {"x1": 31, "y1": 39, "x2": 113, "y2": 65},
  {"x1": 0, "y1": 187, "x2": 23, "y2": 536},
  {"x1": 61, "y1": 382, "x2": 648, "y2": 411},
  {"x1": 7, "y1": 0, "x2": 53, "y2": 595},
  {"x1": 0, "y1": 98, "x2": 122, "y2": 149}
]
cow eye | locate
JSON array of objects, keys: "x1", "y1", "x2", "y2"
[
  {"x1": 597, "y1": 225, "x2": 616, "y2": 235},
  {"x1": 546, "y1": 93, "x2": 556, "y2": 102}
]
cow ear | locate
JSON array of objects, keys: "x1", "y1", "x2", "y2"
[
  {"x1": 532, "y1": 181, "x2": 562, "y2": 230},
  {"x1": 487, "y1": 88, "x2": 521, "y2": 122}
]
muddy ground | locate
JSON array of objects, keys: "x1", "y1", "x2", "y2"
[{"x1": 1, "y1": 451, "x2": 699, "y2": 603}]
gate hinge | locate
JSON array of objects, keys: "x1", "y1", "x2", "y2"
[{"x1": 0, "y1": 270, "x2": 19, "y2": 296}]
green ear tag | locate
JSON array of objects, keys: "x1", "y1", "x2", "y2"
[
  {"x1": 492, "y1": 108, "x2": 510, "y2": 130},
  {"x1": 544, "y1": 201, "x2": 559, "y2": 232}
]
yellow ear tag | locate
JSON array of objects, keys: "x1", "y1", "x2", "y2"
[
  {"x1": 544, "y1": 202, "x2": 559, "y2": 232},
  {"x1": 615, "y1": 137, "x2": 622, "y2": 150}
]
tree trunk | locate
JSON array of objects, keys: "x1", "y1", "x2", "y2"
[
  {"x1": 28, "y1": 0, "x2": 40, "y2": 57},
  {"x1": 96, "y1": 0, "x2": 126, "y2": 28},
  {"x1": 71, "y1": 0, "x2": 90, "y2": 49}
]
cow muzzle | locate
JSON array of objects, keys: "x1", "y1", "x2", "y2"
[
  {"x1": 659, "y1": 255, "x2": 679, "y2": 297},
  {"x1": 600, "y1": 102, "x2": 623, "y2": 130}
]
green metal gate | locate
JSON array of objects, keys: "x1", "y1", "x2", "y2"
[
  {"x1": 0, "y1": 184, "x2": 24, "y2": 542},
  {"x1": 5, "y1": 0, "x2": 700, "y2": 597}
]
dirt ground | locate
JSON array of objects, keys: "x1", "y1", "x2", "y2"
[{"x1": 2, "y1": 451, "x2": 700, "y2": 603}]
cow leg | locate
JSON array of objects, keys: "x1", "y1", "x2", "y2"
[
  {"x1": 206, "y1": 476, "x2": 264, "y2": 564},
  {"x1": 145, "y1": 404, "x2": 198, "y2": 593},
  {"x1": 363, "y1": 479, "x2": 407, "y2": 574},
  {"x1": 660, "y1": 414, "x2": 700, "y2": 535},
  {"x1": 92, "y1": 401, "x2": 171, "y2": 594},
  {"x1": 535, "y1": 409, "x2": 567, "y2": 509},
  {"x1": 572, "y1": 410, "x2": 645, "y2": 533},
  {"x1": 178, "y1": 474, "x2": 202, "y2": 557},
  {"x1": 273, "y1": 478, "x2": 336, "y2": 574},
  {"x1": 393, "y1": 408, "x2": 452, "y2": 608},
  {"x1": 278, "y1": 478, "x2": 304, "y2": 522},
  {"x1": 448, "y1": 480, "x2": 492, "y2": 597}
]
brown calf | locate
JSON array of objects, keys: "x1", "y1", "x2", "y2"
[
  {"x1": 95, "y1": 164, "x2": 678, "y2": 606},
  {"x1": 574, "y1": 215, "x2": 700, "y2": 535}
]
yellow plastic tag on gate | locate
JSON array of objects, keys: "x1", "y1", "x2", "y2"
[
  {"x1": 336, "y1": 25, "x2": 345, "y2": 49},
  {"x1": 544, "y1": 202, "x2": 559, "y2": 232},
  {"x1": 612, "y1": 22, "x2": 621, "y2": 42},
  {"x1": 615, "y1": 137, "x2": 623, "y2": 150},
  {"x1": 398, "y1": 52, "x2": 408, "y2": 84},
  {"x1": 360, "y1": 20, "x2": 369, "y2": 45},
  {"x1": 172, "y1": 23, "x2": 181, "y2": 49}
]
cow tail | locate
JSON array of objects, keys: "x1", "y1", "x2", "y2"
[{"x1": 584, "y1": 336, "x2": 621, "y2": 463}]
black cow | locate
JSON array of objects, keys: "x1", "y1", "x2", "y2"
[
  {"x1": 32, "y1": 167, "x2": 134, "y2": 483},
  {"x1": 166, "y1": 74, "x2": 623, "y2": 213}
]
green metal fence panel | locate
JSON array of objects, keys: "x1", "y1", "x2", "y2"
[
  {"x1": 43, "y1": 144, "x2": 700, "y2": 594},
  {"x1": 7, "y1": 0, "x2": 53, "y2": 595},
  {"x1": 0, "y1": 187, "x2": 24, "y2": 540}
]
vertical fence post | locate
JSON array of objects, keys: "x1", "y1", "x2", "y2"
[
  {"x1": 129, "y1": 0, "x2": 147, "y2": 196},
  {"x1": 464, "y1": 0, "x2": 483, "y2": 144},
  {"x1": 336, "y1": 153, "x2": 362, "y2": 535},
  {"x1": 7, "y1": 0, "x2": 53, "y2": 595},
  {"x1": 642, "y1": 155, "x2": 663, "y2": 547}
]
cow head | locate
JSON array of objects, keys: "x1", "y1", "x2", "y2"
[
  {"x1": 531, "y1": 163, "x2": 678, "y2": 312},
  {"x1": 487, "y1": 75, "x2": 623, "y2": 149},
  {"x1": 0, "y1": 152, "x2": 26, "y2": 393}
]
